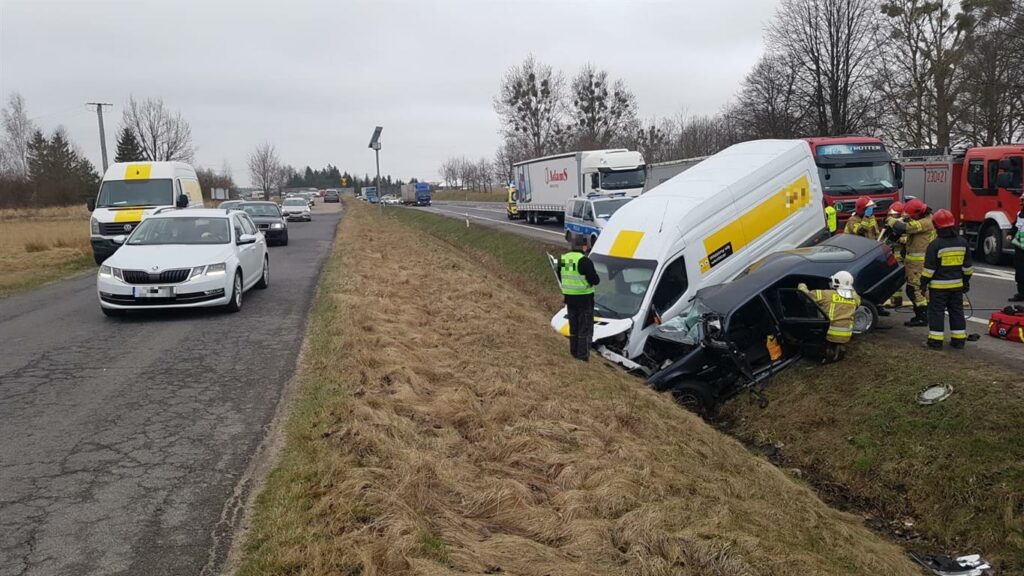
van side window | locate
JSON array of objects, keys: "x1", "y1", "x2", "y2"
[
  {"x1": 571, "y1": 200, "x2": 584, "y2": 218},
  {"x1": 583, "y1": 203, "x2": 594, "y2": 222},
  {"x1": 1009, "y1": 156, "x2": 1023, "y2": 190},
  {"x1": 966, "y1": 159, "x2": 985, "y2": 190},
  {"x1": 649, "y1": 256, "x2": 688, "y2": 323}
]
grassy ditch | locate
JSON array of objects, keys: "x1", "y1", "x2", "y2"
[
  {"x1": 236, "y1": 202, "x2": 919, "y2": 575},
  {"x1": 0, "y1": 205, "x2": 93, "y2": 297},
  {"x1": 722, "y1": 334, "x2": 1024, "y2": 571},
  {"x1": 432, "y1": 189, "x2": 507, "y2": 203}
]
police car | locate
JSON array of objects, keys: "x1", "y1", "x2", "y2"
[{"x1": 563, "y1": 194, "x2": 633, "y2": 246}]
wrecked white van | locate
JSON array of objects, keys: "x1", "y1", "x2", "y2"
[{"x1": 551, "y1": 139, "x2": 828, "y2": 371}]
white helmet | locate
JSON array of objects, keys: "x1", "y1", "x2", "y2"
[{"x1": 830, "y1": 271, "x2": 855, "y2": 298}]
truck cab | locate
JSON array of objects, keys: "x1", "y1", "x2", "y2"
[
  {"x1": 805, "y1": 137, "x2": 902, "y2": 228},
  {"x1": 87, "y1": 162, "x2": 204, "y2": 265}
]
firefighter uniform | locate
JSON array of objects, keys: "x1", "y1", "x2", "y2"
[
  {"x1": 844, "y1": 214, "x2": 880, "y2": 239},
  {"x1": 921, "y1": 227, "x2": 972, "y2": 349},
  {"x1": 901, "y1": 214, "x2": 936, "y2": 325},
  {"x1": 799, "y1": 280, "x2": 860, "y2": 362}
]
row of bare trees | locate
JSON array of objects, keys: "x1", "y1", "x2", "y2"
[{"x1": 438, "y1": 156, "x2": 499, "y2": 191}]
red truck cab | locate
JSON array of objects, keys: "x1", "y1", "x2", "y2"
[
  {"x1": 804, "y1": 136, "x2": 902, "y2": 229},
  {"x1": 902, "y1": 145, "x2": 1024, "y2": 264}
]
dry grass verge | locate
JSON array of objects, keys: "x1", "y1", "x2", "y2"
[
  {"x1": 237, "y1": 200, "x2": 919, "y2": 575},
  {"x1": 0, "y1": 205, "x2": 93, "y2": 297},
  {"x1": 432, "y1": 189, "x2": 507, "y2": 203}
]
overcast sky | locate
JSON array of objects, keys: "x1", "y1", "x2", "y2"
[{"x1": 0, "y1": 0, "x2": 779, "y2": 186}]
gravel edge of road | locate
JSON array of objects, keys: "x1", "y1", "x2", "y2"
[{"x1": 210, "y1": 209, "x2": 344, "y2": 576}]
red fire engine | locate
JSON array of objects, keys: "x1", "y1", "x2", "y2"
[
  {"x1": 901, "y1": 145, "x2": 1024, "y2": 264},
  {"x1": 804, "y1": 136, "x2": 903, "y2": 228}
]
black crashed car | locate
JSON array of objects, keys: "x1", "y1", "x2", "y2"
[
  {"x1": 644, "y1": 234, "x2": 904, "y2": 415},
  {"x1": 238, "y1": 201, "x2": 289, "y2": 246}
]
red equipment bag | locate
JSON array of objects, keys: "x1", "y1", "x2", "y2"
[{"x1": 988, "y1": 306, "x2": 1024, "y2": 343}]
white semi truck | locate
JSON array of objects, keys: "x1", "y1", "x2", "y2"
[{"x1": 512, "y1": 149, "x2": 645, "y2": 224}]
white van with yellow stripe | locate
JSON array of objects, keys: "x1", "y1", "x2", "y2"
[
  {"x1": 551, "y1": 139, "x2": 828, "y2": 370},
  {"x1": 88, "y1": 162, "x2": 204, "y2": 264}
]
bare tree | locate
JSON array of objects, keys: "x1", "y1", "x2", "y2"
[
  {"x1": 494, "y1": 55, "x2": 567, "y2": 158},
  {"x1": 734, "y1": 53, "x2": 807, "y2": 139},
  {"x1": 955, "y1": 3, "x2": 1023, "y2": 145},
  {"x1": 248, "y1": 143, "x2": 281, "y2": 198},
  {"x1": 121, "y1": 96, "x2": 193, "y2": 162},
  {"x1": 1, "y1": 93, "x2": 35, "y2": 177},
  {"x1": 631, "y1": 117, "x2": 676, "y2": 163},
  {"x1": 768, "y1": 0, "x2": 880, "y2": 136},
  {"x1": 568, "y1": 64, "x2": 639, "y2": 149}
]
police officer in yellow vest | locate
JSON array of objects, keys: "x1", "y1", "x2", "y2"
[
  {"x1": 799, "y1": 271, "x2": 861, "y2": 363},
  {"x1": 559, "y1": 236, "x2": 601, "y2": 361},
  {"x1": 824, "y1": 200, "x2": 838, "y2": 235}
]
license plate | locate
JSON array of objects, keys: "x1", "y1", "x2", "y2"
[{"x1": 133, "y1": 286, "x2": 174, "y2": 298}]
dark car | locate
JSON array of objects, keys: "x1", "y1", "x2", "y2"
[
  {"x1": 645, "y1": 234, "x2": 904, "y2": 415},
  {"x1": 323, "y1": 190, "x2": 340, "y2": 203},
  {"x1": 238, "y1": 201, "x2": 289, "y2": 246},
  {"x1": 219, "y1": 200, "x2": 244, "y2": 211}
]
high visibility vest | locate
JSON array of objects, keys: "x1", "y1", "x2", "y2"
[
  {"x1": 811, "y1": 289, "x2": 859, "y2": 344},
  {"x1": 825, "y1": 206, "x2": 837, "y2": 233},
  {"x1": 560, "y1": 252, "x2": 594, "y2": 296}
]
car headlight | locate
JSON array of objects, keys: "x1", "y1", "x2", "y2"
[
  {"x1": 91, "y1": 218, "x2": 100, "y2": 235},
  {"x1": 99, "y1": 265, "x2": 112, "y2": 278},
  {"x1": 271, "y1": 222, "x2": 284, "y2": 229},
  {"x1": 205, "y1": 263, "x2": 227, "y2": 276},
  {"x1": 188, "y1": 266, "x2": 206, "y2": 280}
]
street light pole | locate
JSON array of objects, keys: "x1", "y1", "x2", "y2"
[{"x1": 368, "y1": 126, "x2": 383, "y2": 212}]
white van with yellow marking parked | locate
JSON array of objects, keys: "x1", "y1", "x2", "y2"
[
  {"x1": 88, "y1": 162, "x2": 204, "y2": 264},
  {"x1": 551, "y1": 139, "x2": 828, "y2": 371}
]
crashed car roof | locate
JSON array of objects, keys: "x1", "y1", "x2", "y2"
[{"x1": 695, "y1": 234, "x2": 882, "y2": 313}]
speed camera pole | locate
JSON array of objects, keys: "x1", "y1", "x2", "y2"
[{"x1": 368, "y1": 126, "x2": 383, "y2": 211}]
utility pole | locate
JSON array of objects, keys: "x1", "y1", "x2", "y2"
[
  {"x1": 87, "y1": 102, "x2": 113, "y2": 172},
  {"x1": 368, "y1": 126, "x2": 383, "y2": 211}
]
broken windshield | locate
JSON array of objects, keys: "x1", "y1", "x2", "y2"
[{"x1": 591, "y1": 253, "x2": 656, "y2": 319}]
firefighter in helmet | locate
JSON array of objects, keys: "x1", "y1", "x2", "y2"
[
  {"x1": 881, "y1": 200, "x2": 906, "y2": 309},
  {"x1": 921, "y1": 209, "x2": 972, "y2": 349},
  {"x1": 799, "y1": 271, "x2": 861, "y2": 363},
  {"x1": 890, "y1": 199, "x2": 935, "y2": 326},
  {"x1": 844, "y1": 197, "x2": 880, "y2": 239}
]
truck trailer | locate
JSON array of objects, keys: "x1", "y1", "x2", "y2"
[
  {"x1": 901, "y1": 145, "x2": 1024, "y2": 264},
  {"x1": 512, "y1": 149, "x2": 645, "y2": 224},
  {"x1": 805, "y1": 136, "x2": 902, "y2": 228},
  {"x1": 401, "y1": 182, "x2": 432, "y2": 206},
  {"x1": 642, "y1": 156, "x2": 708, "y2": 192}
]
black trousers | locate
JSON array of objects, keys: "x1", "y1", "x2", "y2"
[
  {"x1": 1014, "y1": 248, "x2": 1024, "y2": 295},
  {"x1": 927, "y1": 289, "x2": 966, "y2": 346},
  {"x1": 566, "y1": 299, "x2": 594, "y2": 359}
]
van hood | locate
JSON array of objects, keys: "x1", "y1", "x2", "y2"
[
  {"x1": 92, "y1": 206, "x2": 160, "y2": 223},
  {"x1": 105, "y1": 244, "x2": 236, "y2": 271},
  {"x1": 550, "y1": 307, "x2": 633, "y2": 341}
]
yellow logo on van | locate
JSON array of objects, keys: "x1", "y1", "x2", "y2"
[
  {"x1": 701, "y1": 175, "x2": 812, "y2": 273},
  {"x1": 608, "y1": 230, "x2": 644, "y2": 259},
  {"x1": 124, "y1": 163, "x2": 152, "y2": 180}
]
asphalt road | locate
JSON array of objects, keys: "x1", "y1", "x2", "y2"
[
  {"x1": 0, "y1": 203, "x2": 341, "y2": 576},
  {"x1": 416, "y1": 200, "x2": 1024, "y2": 363}
]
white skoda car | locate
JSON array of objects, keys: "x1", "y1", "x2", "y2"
[{"x1": 97, "y1": 208, "x2": 269, "y2": 316}]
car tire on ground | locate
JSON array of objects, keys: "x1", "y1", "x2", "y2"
[
  {"x1": 980, "y1": 223, "x2": 1004, "y2": 265},
  {"x1": 670, "y1": 381, "x2": 717, "y2": 418},
  {"x1": 565, "y1": 231, "x2": 572, "y2": 243},
  {"x1": 281, "y1": 232, "x2": 288, "y2": 246},
  {"x1": 101, "y1": 306, "x2": 125, "y2": 318},
  {"x1": 255, "y1": 256, "x2": 269, "y2": 290},
  {"x1": 853, "y1": 300, "x2": 879, "y2": 335},
  {"x1": 224, "y1": 270, "x2": 243, "y2": 313}
]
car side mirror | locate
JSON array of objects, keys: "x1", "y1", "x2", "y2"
[
  {"x1": 87, "y1": 198, "x2": 96, "y2": 212},
  {"x1": 112, "y1": 235, "x2": 126, "y2": 245},
  {"x1": 176, "y1": 193, "x2": 189, "y2": 208},
  {"x1": 892, "y1": 162, "x2": 903, "y2": 182},
  {"x1": 237, "y1": 233, "x2": 257, "y2": 245}
]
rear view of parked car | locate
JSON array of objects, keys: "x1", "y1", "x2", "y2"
[
  {"x1": 239, "y1": 201, "x2": 288, "y2": 245},
  {"x1": 323, "y1": 189, "x2": 340, "y2": 203}
]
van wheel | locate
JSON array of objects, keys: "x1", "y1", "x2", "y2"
[
  {"x1": 255, "y1": 256, "x2": 269, "y2": 289},
  {"x1": 224, "y1": 271, "x2": 243, "y2": 313},
  {"x1": 671, "y1": 382, "x2": 717, "y2": 418},
  {"x1": 980, "y1": 223, "x2": 1004, "y2": 265},
  {"x1": 853, "y1": 300, "x2": 879, "y2": 335}
]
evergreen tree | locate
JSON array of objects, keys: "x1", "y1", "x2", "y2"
[{"x1": 114, "y1": 126, "x2": 145, "y2": 163}]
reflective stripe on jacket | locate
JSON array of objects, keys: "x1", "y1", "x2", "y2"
[
  {"x1": 845, "y1": 214, "x2": 880, "y2": 239},
  {"x1": 559, "y1": 252, "x2": 594, "y2": 296},
  {"x1": 801, "y1": 286, "x2": 860, "y2": 344},
  {"x1": 921, "y1": 235, "x2": 973, "y2": 291},
  {"x1": 904, "y1": 214, "x2": 936, "y2": 262}
]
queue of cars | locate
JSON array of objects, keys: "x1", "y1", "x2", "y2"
[{"x1": 87, "y1": 161, "x2": 325, "y2": 318}]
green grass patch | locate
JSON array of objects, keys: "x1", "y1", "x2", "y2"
[
  {"x1": 0, "y1": 252, "x2": 94, "y2": 298},
  {"x1": 722, "y1": 335, "x2": 1024, "y2": 570},
  {"x1": 432, "y1": 189, "x2": 507, "y2": 202}
]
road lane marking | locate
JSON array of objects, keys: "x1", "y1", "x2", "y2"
[{"x1": 420, "y1": 207, "x2": 565, "y2": 238}]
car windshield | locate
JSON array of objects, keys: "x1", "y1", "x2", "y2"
[
  {"x1": 241, "y1": 204, "x2": 281, "y2": 217},
  {"x1": 127, "y1": 217, "x2": 231, "y2": 245},
  {"x1": 591, "y1": 253, "x2": 657, "y2": 319},
  {"x1": 96, "y1": 179, "x2": 173, "y2": 208},
  {"x1": 284, "y1": 198, "x2": 307, "y2": 206},
  {"x1": 600, "y1": 168, "x2": 646, "y2": 191},
  {"x1": 818, "y1": 162, "x2": 896, "y2": 195},
  {"x1": 655, "y1": 298, "x2": 710, "y2": 345},
  {"x1": 592, "y1": 198, "x2": 631, "y2": 219}
]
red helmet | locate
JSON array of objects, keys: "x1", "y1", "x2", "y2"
[
  {"x1": 933, "y1": 209, "x2": 955, "y2": 229},
  {"x1": 854, "y1": 197, "x2": 876, "y2": 216},
  {"x1": 904, "y1": 198, "x2": 927, "y2": 219},
  {"x1": 888, "y1": 201, "x2": 904, "y2": 216}
]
